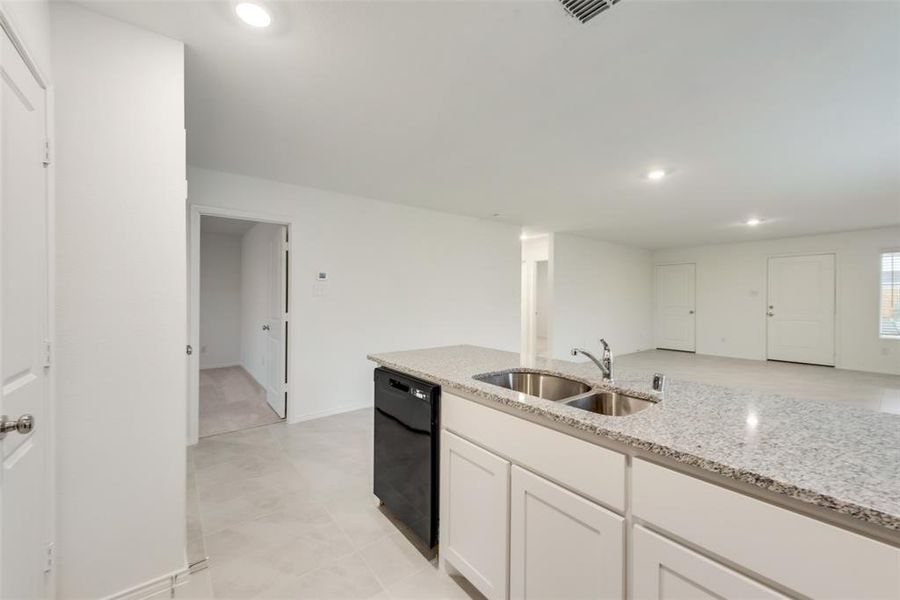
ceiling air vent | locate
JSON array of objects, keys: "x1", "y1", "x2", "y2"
[{"x1": 559, "y1": 0, "x2": 622, "y2": 23}]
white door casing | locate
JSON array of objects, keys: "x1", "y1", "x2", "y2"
[
  {"x1": 655, "y1": 263, "x2": 696, "y2": 351},
  {"x1": 264, "y1": 226, "x2": 286, "y2": 418},
  {"x1": 510, "y1": 465, "x2": 624, "y2": 600},
  {"x1": 766, "y1": 254, "x2": 835, "y2": 366},
  {"x1": 1, "y1": 29, "x2": 50, "y2": 599}
]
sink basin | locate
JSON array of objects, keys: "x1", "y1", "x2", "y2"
[
  {"x1": 474, "y1": 370, "x2": 590, "y2": 401},
  {"x1": 564, "y1": 391, "x2": 654, "y2": 417}
]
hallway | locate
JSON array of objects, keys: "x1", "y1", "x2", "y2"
[{"x1": 200, "y1": 367, "x2": 283, "y2": 438}]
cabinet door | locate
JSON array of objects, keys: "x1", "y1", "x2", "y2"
[
  {"x1": 633, "y1": 526, "x2": 787, "y2": 600},
  {"x1": 510, "y1": 466, "x2": 624, "y2": 600},
  {"x1": 440, "y1": 431, "x2": 510, "y2": 600}
]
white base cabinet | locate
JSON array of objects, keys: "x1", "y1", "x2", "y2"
[
  {"x1": 632, "y1": 526, "x2": 786, "y2": 600},
  {"x1": 440, "y1": 431, "x2": 510, "y2": 600},
  {"x1": 510, "y1": 466, "x2": 624, "y2": 600},
  {"x1": 438, "y1": 393, "x2": 900, "y2": 600}
]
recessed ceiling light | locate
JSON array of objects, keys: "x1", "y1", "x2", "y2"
[
  {"x1": 646, "y1": 169, "x2": 666, "y2": 181},
  {"x1": 235, "y1": 2, "x2": 271, "y2": 27},
  {"x1": 746, "y1": 218, "x2": 762, "y2": 226}
]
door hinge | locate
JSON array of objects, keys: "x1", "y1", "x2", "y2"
[
  {"x1": 42, "y1": 138, "x2": 51, "y2": 167},
  {"x1": 45, "y1": 543, "x2": 54, "y2": 573},
  {"x1": 43, "y1": 340, "x2": 51, "y2": 368},
  {"x1": 186, "y1": 345, "x2": 193, "y2": 356}
]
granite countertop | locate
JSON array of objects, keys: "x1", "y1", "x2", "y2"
[{"x1": 368, "y1": 345, "x2": 900, "y2": 535}]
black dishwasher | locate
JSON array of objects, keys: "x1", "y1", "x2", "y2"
[{"x1": 373, "y1": 367, "x2": 440, "y2": 548}]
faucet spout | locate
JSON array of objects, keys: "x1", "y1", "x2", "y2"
[{"x1": 571, "y1": 341, "x2": 614, "y2": 382}]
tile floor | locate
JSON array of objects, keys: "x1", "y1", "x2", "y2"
[
  {"x1": 184, "y1": 409, "x2": 482, "y2": 600},
  {"x1": 617, "y1": 350, "x2": 900, "y2": 414},
  {"x1": 200, "y1": 366, "x2": 284, "y2": 438},
  {"x1": 181, "y1": 351, "x2": 900, "y2": 598}
]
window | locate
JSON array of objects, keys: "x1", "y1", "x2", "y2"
[{"x1": 881, "y1": 251, "x2": 900, "y2": 338}]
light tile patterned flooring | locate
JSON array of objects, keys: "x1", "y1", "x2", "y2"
[
  {"x1": 617, "y1": 350, "x2": 900, "y2": 414},
  {"x1": 184, "y1": 408, "x2": 482, "y2": 600},
  {"x1": 181, "y1": 351, "x2": 900, "y2": 598}
]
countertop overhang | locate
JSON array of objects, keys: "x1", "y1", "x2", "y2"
[{"x1": 368, "y1": 345, "x2": 900, "y2": 538}]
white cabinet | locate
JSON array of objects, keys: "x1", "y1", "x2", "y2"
[
  {"x1": 440, "y1": 431, "x2": 510, "y2": 600},
  {"x1": 633, "y1": 526, "x2": 786, "y2": 600},
  {"x1": 510, "y1": 466, "x2": 624, "y2": 600}
]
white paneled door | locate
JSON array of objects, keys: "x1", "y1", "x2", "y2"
[
  {"x1": 655, "y1": 264, "x2": 696, "y2": 352},
  {"x1": 766, "y1": 254, "x2": 835, "y2": 366},
  {"x1": 1, "y1": 30, "x2": 51, "y2": 599},
  {"x1": 264, "y1": 226, "x2": 287, "y2": 418}
]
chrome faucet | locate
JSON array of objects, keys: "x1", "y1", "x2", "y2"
[{"x1": 571, "y1": 339, "x2": 613, "y2": 382}]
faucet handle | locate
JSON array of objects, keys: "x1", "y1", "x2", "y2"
[{"x1": 599, "y1": 338, "x2": 610, "y2": 351}]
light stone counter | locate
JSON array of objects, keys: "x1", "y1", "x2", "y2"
[{"x1": 368, "y1": 345, "x2": 900, "y2": 536}]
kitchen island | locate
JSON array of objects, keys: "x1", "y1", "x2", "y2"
[{"x1": 369, "y1": 345, "x2": 900, "y2": 600}]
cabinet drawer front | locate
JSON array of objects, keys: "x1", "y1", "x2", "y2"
[
  {"x1": 511, "y1": 466, "x2": 624, "y2": 600},
  {"x1": 443, "y1": 392, "x2": 626, "y2": 512},
  {"x1": 633, "y1": 459, "x2": 900, "y2": 599},
  {"x1": 440, "y1": 431, "x2": 510, "y2": 600},
  {"x1": 633, "y1": 526, "x2": 786, "y2": 600}
]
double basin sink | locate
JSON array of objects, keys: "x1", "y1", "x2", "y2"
[{"x1": 473, "y1": 370, "x2": 656, "y2": 417}]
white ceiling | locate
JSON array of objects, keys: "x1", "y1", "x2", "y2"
[
  {"x1": 200, "y1": 215, "x2": 257, "y2": 235},
  {"x1": 84, "y1": 0, "x2": 900, "y2": 249}
]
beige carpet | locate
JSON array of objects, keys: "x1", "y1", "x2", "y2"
[{"x1": 199, "y1": 366, "x2": 283, "y2": 438}]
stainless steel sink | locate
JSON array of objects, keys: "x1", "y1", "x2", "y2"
[
  {"x1": 564, "y1": 391, "x2": 654, "y2": 417},
  {"x1": 474, "y1": 370, "x2": 590, "y2": 401}
]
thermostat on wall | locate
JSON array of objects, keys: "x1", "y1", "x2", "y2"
[{"x1": 316, "y1": 272, "x2": 328, "y2": 281}]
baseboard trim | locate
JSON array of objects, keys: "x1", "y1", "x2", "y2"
[
  {"x1": 240, "y1": 361, "x2": 267, "y2": 389},
  {"x1": 290, "y1": 402, "x2": 371, "y2": 424},
  {"x1": 199, "y1": 361, "x2": 240, "y2": 370},
  {"x1": 101, "y1": 563, "x2": 190, "y2": 600}
]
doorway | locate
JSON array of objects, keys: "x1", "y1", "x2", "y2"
[
  {"x1": 766, "y1": 253, "x2": 835, "y2": 366},
  {"x1": 0, "y1": 23, "x2": 52, "y2": 599},
  {"x1": 654, "y1": 263, "x2": 696, "y2": 352},
  {"x1": 190, "y1": 210, "x2": 291, "y2": 442},
  {"x1": 521, "y1": 235, "x2": 551, "y2": 361}
]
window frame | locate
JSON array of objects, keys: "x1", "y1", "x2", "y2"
[{"x1": 879, "y1": 249, "x2": 900, "y2": 340}]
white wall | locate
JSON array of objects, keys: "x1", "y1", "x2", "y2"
[
  {"x1": 240, "y1": 222, "x2": 283, "y2": 385},
  {"x1": 552, "y1": 233, "x2": 654, "y2": 360},
  {"x1": 200, "y1": 232, "x2": 242, "y2": 369},
  {"x1": 653, "y1": 226, "x2": 900, "y2": 375},
  {"x1": 52, "y1": 4, "x2": 186, "y2": 598},
  {"x1": 189, "y1": 166, "x2": 520, "y2": 422}
]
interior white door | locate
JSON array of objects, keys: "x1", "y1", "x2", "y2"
[
  {"x1": 655, "y1": 264, "x2": 696, "y2": 351},
  {"x1": 766, "y1": 254, "x2": 835, "y2": 366},
  {"x1": 264, "y1": 226, "x2": 286, "y2": 418},
  {"x1": 633, "y1": 526, "x2": 786, "y2": 600},
  {"x1": 510, "y1": 466, "x2": 623, "y2": 600},
  {"x1": 1, "y1": 31, "x2": 50, "y2": 599}
]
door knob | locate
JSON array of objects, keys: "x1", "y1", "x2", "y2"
[
  {"x1": 0, "y1": 414, "x2": 34, "y2": 440},
  {"x1": 262, "y1": 324, "x2": 270, "y2": 331},
  {"x1": 689, "y1": 310, "x2": 695, "y2": 314},
  {"x1": 767, "y1": 312, "x2": 775, "y2": 317}
]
